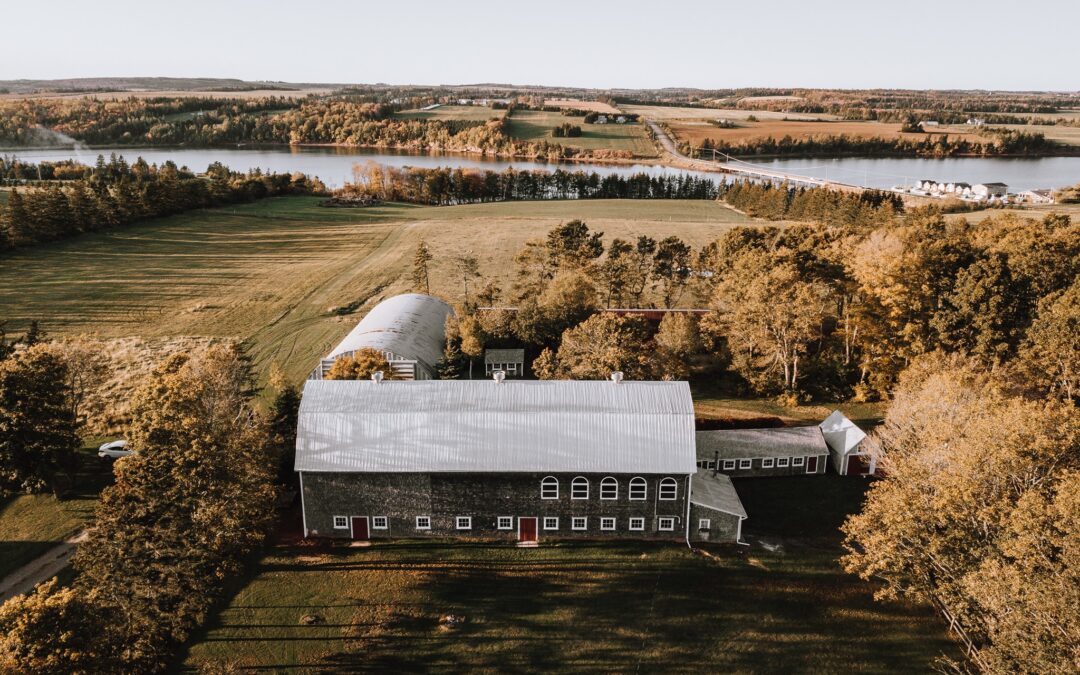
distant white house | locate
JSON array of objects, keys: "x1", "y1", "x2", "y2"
[
  {"x1": 615, "y1": 115, "x2": 627, "y2": 124},
  {"x1": 484, "y1": 348, "x2": 525, "y2": 377},
  {"x1": 966, "y1": 118, "x2": 986, "y2": 126},
  {"x1": 595, "y1": 115, "x2": 608, "y2": 124},
  {"x1": 972, "y1": 182, "x2": 1008, "y2": 199},
  {"x1": 1019, "y1": 189, "x2": 1055, "y2": 204},
  {"x1": 819, "y1": 411, "x2": 874, "y2": 476}
]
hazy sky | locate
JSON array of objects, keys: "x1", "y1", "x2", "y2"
[{"x1": 4, "y1": 0, "x2": 1076, "y2": 91}]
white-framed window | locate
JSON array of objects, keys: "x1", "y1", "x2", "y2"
[
  {"x1": 629, "y1": 477, "x2": 647, "y2": 500},
  {"x1": 456, "y1": 517, "x2": 472, "y2": 530},
  {"x1": 571, "y1": 476, "x2": 589, "y2": 500},
  {"x1": 333, "y1": 516, "x2": 349, "y2": 529},
  {"x1": 699, "y1": 518, "x2": 711, "y2": 531},
  {"x1": 762, "y1": 458, "x2": 775, "y2": 469},
  {"x1": 793, "y1": 456, "x2": 806, "y2": 467},
  {"x1": 600, "y1": 477, "x2": 618, "y2": 500},
  {"x1": 722, "y1": 459, "x2": 736, "y2": 471},
  {"x1": 416, "y1": 516, "x2": 431, "y2": 530},
  {"x1": 600, "y1": 517, "x2": 616, "y2": 531},
  {"x1": 658, "y1": 517, "x2": 676, "y2": 531},
  {"x1": 372, "y1": 516, "x2": 388, "y2": 530},
  {"x1": 497, "y1": 516, "x2": 513, "y2": 530},
  {"x1": 738, "y1": 458, "x2": 753, "y2": 470},
  {"x1": 777, "y1": 457, "x2": 790, "y2": 468},
  {"x1": 659, "y1": 477, "x2": 678, "y2": 501},
  {"x1": 629, "y1": 517, "x2": 645, "y2": 531},
  {"x1": 543, "y1": 517, "x2": 559, "y2": 531},
  {"x1": 572, "y1": 517, "x2": 587, "y2": 531},
  {"x1": 541, "y1": 476, "x2": 559, "y2": 499}
]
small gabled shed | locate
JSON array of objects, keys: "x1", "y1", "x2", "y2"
[{"x1": 689, "y1": 470, "x2": 747, "y2": 543}]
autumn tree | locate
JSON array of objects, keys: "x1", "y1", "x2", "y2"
[
  {"x1": 652, "y1": 236, "x2": 693, "y2": 308},
  {"x1": 325, "y1": 347, "x2": 395, "y2": 380},
  {"x1": 0, "y1": 345, "x2": 79, "y2": 494},
  {"x1": 626, "y1": 235, "x2": 657, "y2": 306},
  {"x1": 412, "y1": 239, "x2": 432, "y2": 294},
  {"x1": 597, "y1": 238, "x2": 633, "y2": 307},
  {"x1": 454, "y1": 251, "x2": 481, "y2": 307},
  {"x1": 1019, "y1": 280, "x2": 1079, "y2": 401},
  {"x1": 842, "y1": 354, "x2": 1080, "y2": 674},
  {"x1": 512, "y1": 270, "x2": 598, "y2": 347},
  {"x1": 537, "y1": 313, "x2": 666, "y2": 380}
]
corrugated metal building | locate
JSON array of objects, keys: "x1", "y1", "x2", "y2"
[{"x1": 309, "y1": 293, "x2": 453, "y2": 381}]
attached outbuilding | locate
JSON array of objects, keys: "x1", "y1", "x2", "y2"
[
  {"x1": 689, "y1": 470, "x2": 747, "y2": 543},
  {"x1": 295, "y1": 378, "x2": 706, "y2": 543},
  {"x1": 819, "y1": 410, "x2": 873, "y2": 476},
  {"x1": 484, "y1": 348, "x2": 525, "y2": 377},
  {"x1": 695, "y1": 426, "x2": 829, "y2": 477},
  {"x1": 309, "y1": 293, "x2": 453, "y2": 381}
]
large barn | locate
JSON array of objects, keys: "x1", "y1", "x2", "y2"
[
  {"x1": 293, "y1": 376, "x2": 738, "y2": 543},
  {"x1": 308, "y1": 293, "x2": 453, "y2": 381}
]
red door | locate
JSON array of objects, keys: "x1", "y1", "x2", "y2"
[
  {"x1": 519, "y1": 517, "x2": 537, "y2": 543},
  {"x1": 806, "y1": 456, "x2": 818, "y2": 474},
  {"x1": 847, "y1": 454, "x2": 869, "y2": 475},
  {"x1": 351, "y1": 516, "x2": 369, "y2": 540}
]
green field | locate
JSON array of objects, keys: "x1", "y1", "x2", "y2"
[
  {"x1": 181, "y1": 478, "x2": 957, "y2": 672},
  {"x1": 0, "y1": 197, "x2": 755, "y2": 383},
  {"x1": 506, "y1": 110, "x2": 658, "y2": 157},
  {"x1": 394, "y1": 104, "x2": 504, "y2": 122},
  {"x1": 0, "y1": 442, "x2": 113, "y2": 580}
]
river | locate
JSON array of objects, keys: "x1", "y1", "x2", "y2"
[{"x1": 6, "y1": 145, "x2": 1080, "y2": 192}]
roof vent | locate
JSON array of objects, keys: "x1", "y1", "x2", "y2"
[
  {"x1": 371, "y1": 371, "x2": 384, "y2": 384},
  {"x1": 493, "y1": 370, "x2": 506, "y2": 383},
  {"x1": 610, "y1": 371, "x2": 624, "y2": 384}
]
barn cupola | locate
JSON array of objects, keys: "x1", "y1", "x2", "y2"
[
  {"x1": 371, "y1": 371, "x2": 384, "y2": 384},
  {"x1": 493, "y1": 370, "x2": 506, "y2": 384},
  {"x1": 610, "y1": 371, "x2": 624, "y2": 384}
]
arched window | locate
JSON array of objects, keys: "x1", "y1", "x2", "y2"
[
  {"x1": 659, "y1": 477, "x2": 678, "y2": 501},
  {"x1": 571, "y1": 476, "x2": 590, "y2": 500},
  {"x1": 541, "y1": 476, "x2": 559, "y2": 500},
  {"x1": 629, "y1": 477, "x2": 647, "y2": 501},
  {"x1": 600, "y1": 477, "x2": 618, "y2": 500}
]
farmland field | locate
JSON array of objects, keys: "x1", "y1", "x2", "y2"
[
  {"x1": 506, "y1": 110, "x2": 657, "y2": 157},
  {"x1": 665, "y1": 119, "x2": 981, "y2": 149},
  {"x1": 0, "y1": 197, "x2": 756, "y2": 383},
  {"x1": 624, "y1": 104, "x2": 839, "y2": 122},
  {"x1": 180, "y1": 478, "x2": 958, "y2": 672},
  {"x1": 393, "y1": 104, "x2": 504, "y2": 122},
  {"x1": 544, "y1": 98, "x2": 621, "y2": 114}
]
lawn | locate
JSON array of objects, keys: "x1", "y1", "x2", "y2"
[
  {"x1": 181, "y1": 479, "x2": 958, "y2": 672},
  {"x1": 505, "y1": 110, "x2": 658, "y2": 157},
  {"x1": 0, "y1": 197, "x2": 758, "y2": 383},
  {"x1": 689, "y1": 378, "x2": 886, "y2": 430},
  {"x1": 393, "y1": 105, "x2": 504, "y2": 122},
  {"x1": 0, "y1": 441, "x2": 114, "y2": 580}
]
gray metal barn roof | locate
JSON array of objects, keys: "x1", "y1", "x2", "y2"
[
  {"x1": 696, "y1": 426, "x2": 829, "y2": 460},
  {"x1": 690, "y1": 471, "x2": 747, "y2": 518},
  {"x1": 295, "y1": 379, "x2": 696, "y2": 474},
  {"x1": 325, "y1": 293, "x2": 452, "y2": 377}
]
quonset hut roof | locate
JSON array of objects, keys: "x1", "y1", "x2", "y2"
[
  {"x1": 295, "y1": 379, "x2": 696, "y2": 474},
  {"x1": 324, "y1": 293, "x2": 453, "y2": 378}
]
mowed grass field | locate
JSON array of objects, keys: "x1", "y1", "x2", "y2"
[
  {"x1": 181, "y1": 478, "x2": 958, "y2": 672},
  {"x1": 393, "y1": 104, "x2": 504, "y2": 122},
  {"x1": 506, "y1": 110, "x2": 658, "y2": 157},
  {"x1": 0, "y1": 197, "x2": 755, "y2": 383},
  {"x1": 624, "y1": 104, "x2": 838, "y2": 123}
]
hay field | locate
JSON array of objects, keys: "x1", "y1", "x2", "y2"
[
  {"x1": 506, "y1": 110, "x2": 657, "y2": 157},
  {"x1": 0, "y1": 197, "x2": 753, "y2": 383},
  {"x1": 393, "y1": 105, "x2": 504, "y2": 122},
  {"x1": 666, "y1": 119, "x2": 981, "y2": 147},
  {"x1": 544, "y1": 99, "x2": 621, "y2": 114},
  {"x1": 624, "y1": 104, "x2": 838, "y2": 122}
]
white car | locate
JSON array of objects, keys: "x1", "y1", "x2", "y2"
[{"x1": 97, "y1": 439, "x2": 132, "y2": 459}]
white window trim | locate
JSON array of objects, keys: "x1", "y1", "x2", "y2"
[
  {"x1": 658, "y1": 517, "x2": 676, "y2": 531},
  {"x1": 541, "y1": 476, "x2": 559, "y2": 500},
  {"x1": 628, "y1": 517, "x2": 645, "y2": 531},
  {"x1": 416, "y1": 516, "x2": 431, "y2": 530},
  {"x1": 629, "y1": 477, "x2": 647, "y2": 501},
  {"x1": 793, "y1": 456, "x2": 806, "y2": 467},
  {"x1": 658, "y1": 477, "x2": 678, "y2": 501},
  {"x1": 699, "y1": 518, "x2": 711, "y2": 531},
  {"x1": 543, "y1": 517, "x2": 559, "y2": 531},
  {"x1": 738, "y1": 458, "x2": 753, "y2": 470},
  {"x1": 600, "y1": 477, "x2": 618, "y2": 500},
  {"x1": 456, "y1": 516, "x2": 472, "y2": 531},
  {"x1": 571, "y1": 517, "x2": 587, "y2": 531},
  {"x1": 722, "y1": 459, "x2": 736, "y2": 471},
  {"x1": 333, "y1": 516, "x2": 349, "y2": 529},
  {"x1": 372, "y1": 516, "x2": 388, "y2": 530},
  {"x1": 497, "y1": 516, "x2": 513, "y2": 530},
  {"x1": 762, "y1": 458, "x2": 775, "y2": 469},
  {"x1": 600, "y1": 517, "x2": 616, "y2": 531},
  {"x1": 777, "y1": 457, "x2": 790, "y2": 467},
  {"x1": 571, "y1": 476, "x2": 589, "y2": 500}
]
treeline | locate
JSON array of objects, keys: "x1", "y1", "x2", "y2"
[
  {"x1": 690, "y1": 129, "x2": 1058, "y2": 158},
  {"x1": 721, "y1": 181, "x2": 903, "y2": 227},
  {"x1": 343, "y1": 163, "x2": 720, "y2": 205},
  {"x1": 0, "y1": 156, "x2": 91, "y2": 182},
  {"x1": 0, "y1": 155, "x2": 326, "y2": 251}
]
